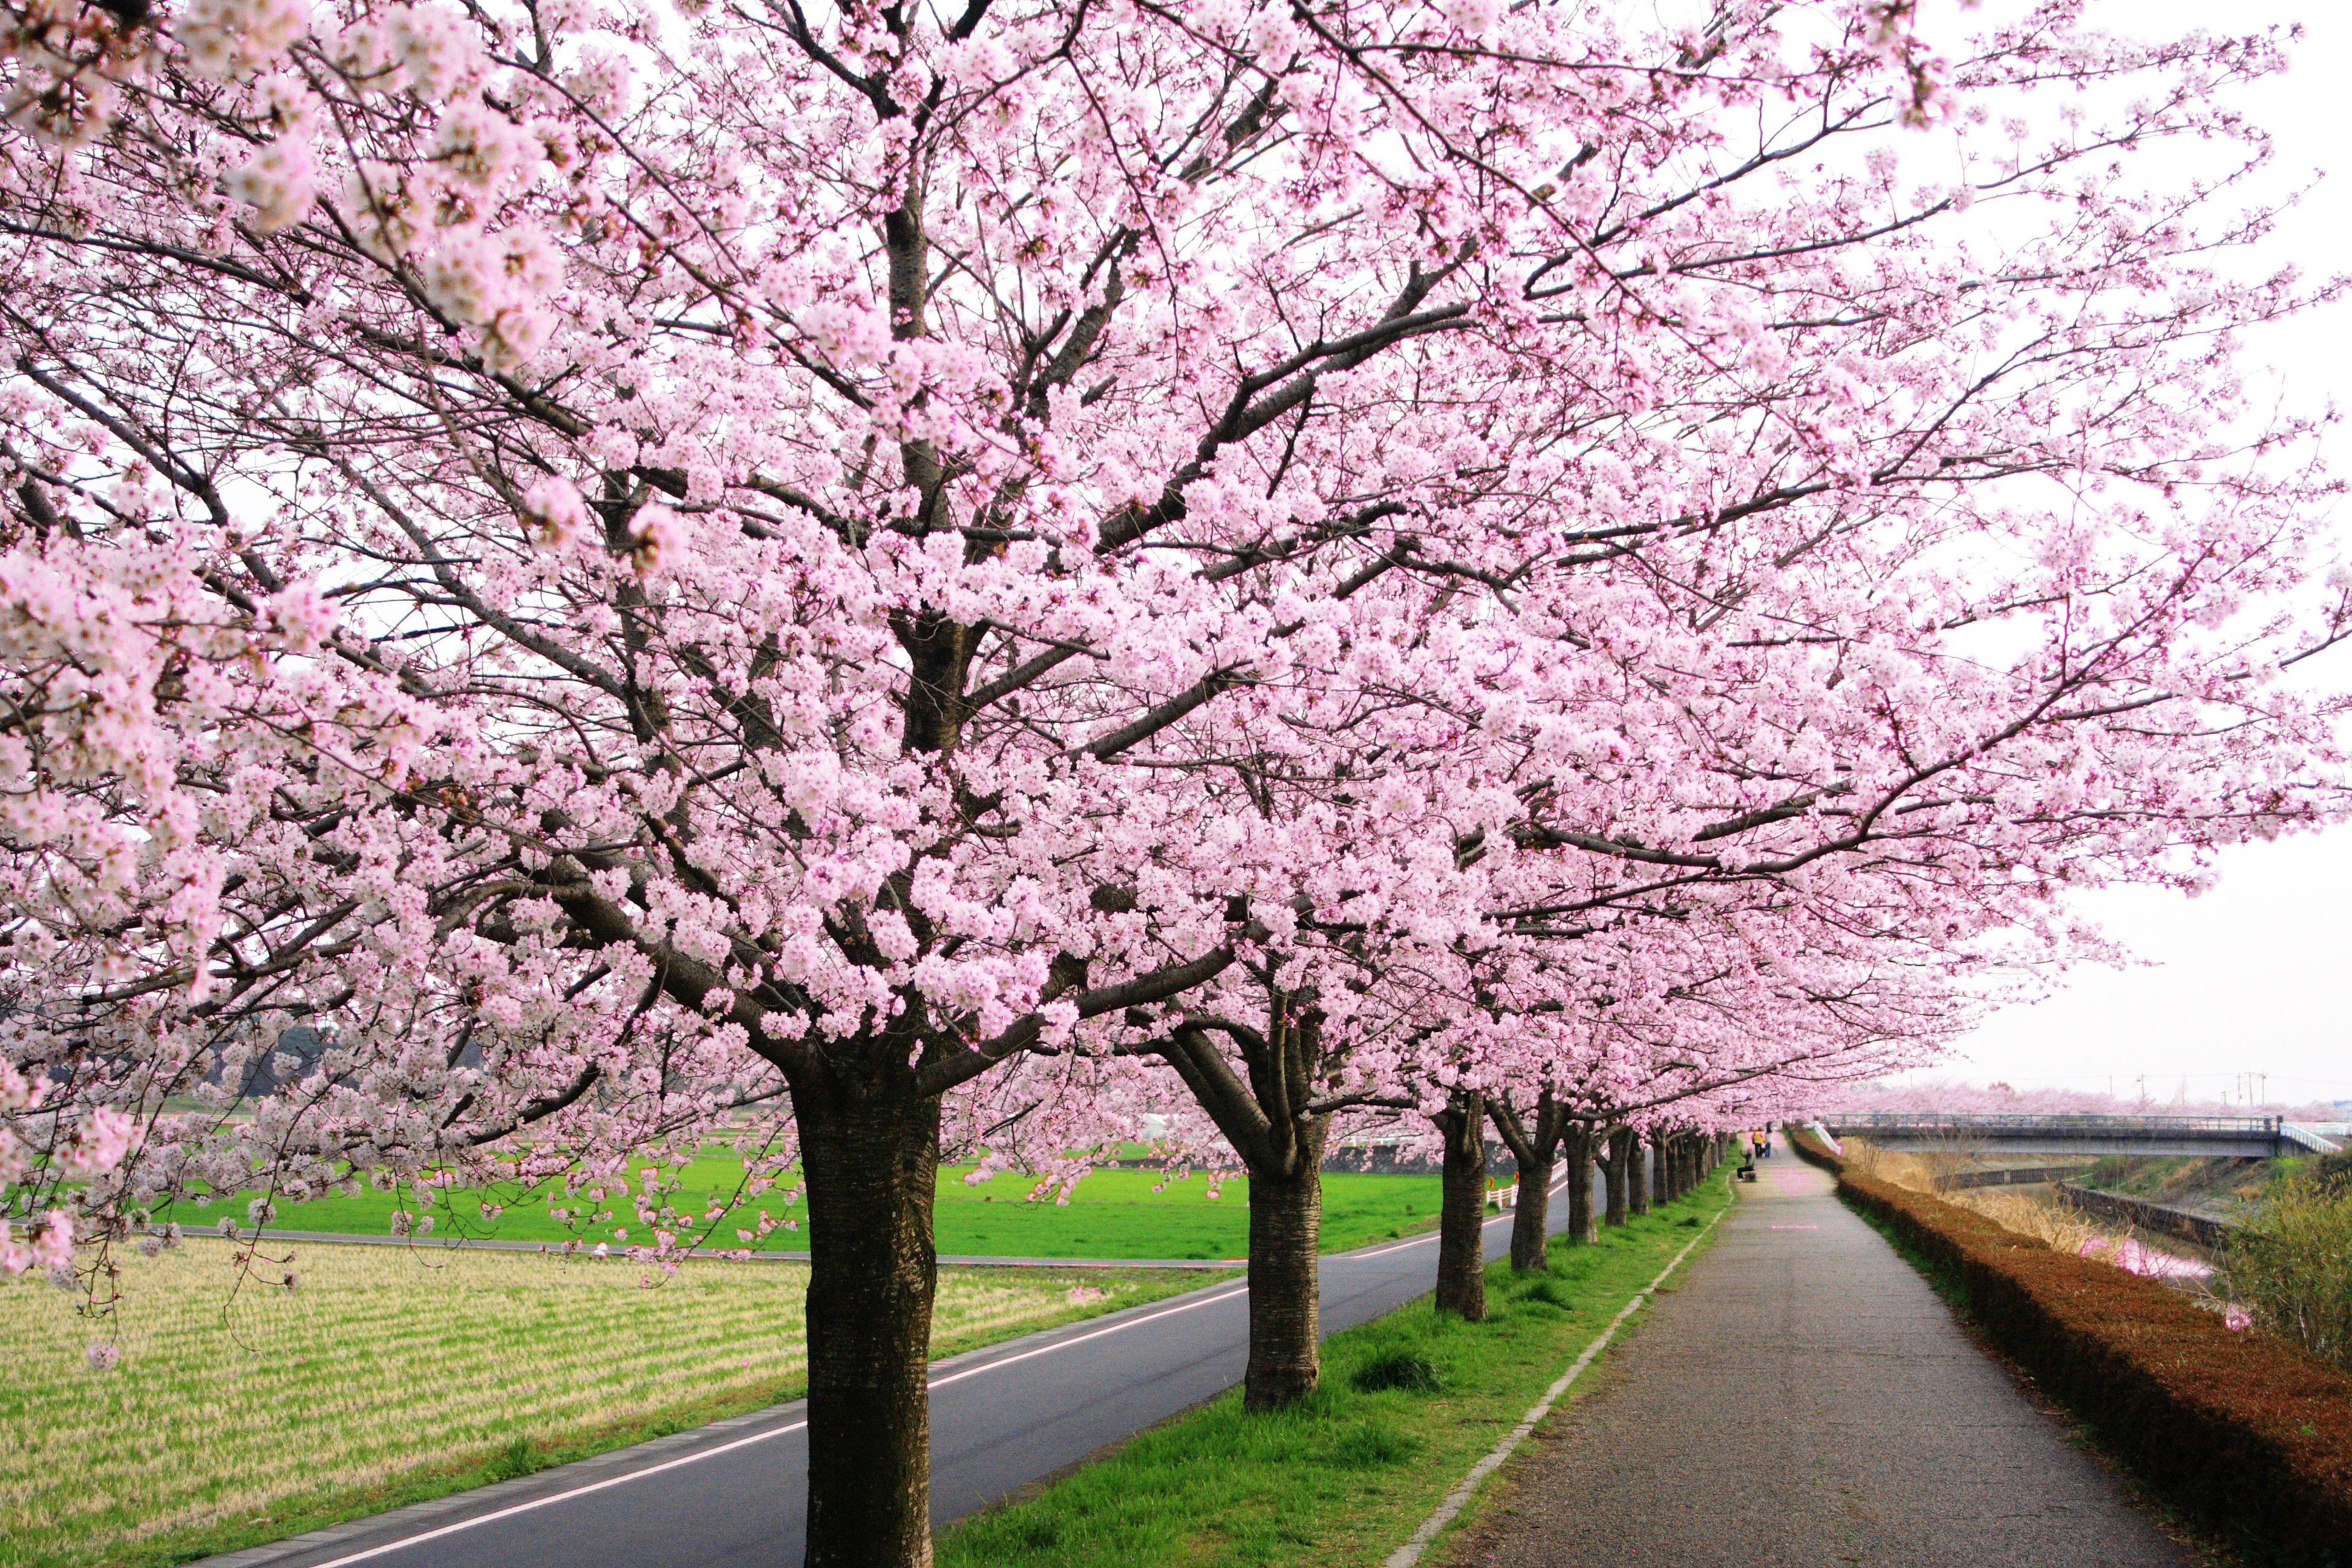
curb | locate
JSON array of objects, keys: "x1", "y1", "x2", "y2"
[{"x1": 1382, "y1": 1183, "x2": 1733, "y2": 1568}]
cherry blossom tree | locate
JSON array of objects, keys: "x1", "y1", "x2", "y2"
[
  {"x1": 1403, "y1": 898, "x2": 1974, "y2": 1318},
  {"x1": 2, "y1": 0, "x2": 2350, "y2": 1563}
]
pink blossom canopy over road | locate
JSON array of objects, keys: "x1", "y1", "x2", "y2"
[{"x1": 0, "y1": 0, "x2": 2345, "y2": 1266}]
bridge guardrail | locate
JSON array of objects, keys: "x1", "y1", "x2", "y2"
[
  {"x1": 1819, "y1": 1112, "x2": 2282, "y2": 1135},
  {"x1": 2279, "y1": 1123, "x2": 2344, "y2": 1155}
]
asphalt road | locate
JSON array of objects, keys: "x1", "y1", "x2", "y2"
[
  {"x1": 199, "y1": 1180, "x2": 1576, "y2": 1568},
  {"x1": 1448, "y1": 1148, "x2": 2194, "y2": 1568}
]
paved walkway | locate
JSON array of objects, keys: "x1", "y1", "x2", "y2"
[{"x1": 1450, "y1": 1148, "x2": 2194, "y2": 1568}]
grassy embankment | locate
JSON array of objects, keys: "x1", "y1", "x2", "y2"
[
  {"x1": 153, "y1": 1161, "x2": 1445, "y2": 1259},
  {"x1": 936, "y1": 1170, "x2": 1735, "y2": 1568},
  {"x1": 2, "y1": 1243, "x2": 1213, "y2": 1568},
  {"x1": 2079, "y1": 1154, "x2": 2279, "y2": 1213},
  {"x1": 2229, "y1": 1168, "x2": 2352, "y2": 1376}
]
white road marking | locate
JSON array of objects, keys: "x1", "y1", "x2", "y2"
[
  {"x1": 300, "y1": 1282, "x2": 1253, "y2": 1568},
  {"x1": 297, "y1": 1174, "x2": 1576, "y2": 1568},
  {"x1": 928, "y1": 1281, "x2": 1249, "y2": 1390},
  {"x1": 300, "y1": 1420, "x2": 811, "y2": 1568}
]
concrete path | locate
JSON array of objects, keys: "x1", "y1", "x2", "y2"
[
  {"x1": 194, "y1": 1179, "x2": 1576, "y2": 1568},
  {"x1": 1448, "y1": 1147, "x2": 2194, "y2": 1568}
]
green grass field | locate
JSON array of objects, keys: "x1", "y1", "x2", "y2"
[
  {"x1": 2, "y1": 1242, "x2": 1214, "y2": 1568},
  {"x1": 937, "y1": 1171, "x2": 1736, "y2": 1568},
  {"x1": 153, "y1": 1162, "x2": 1445, "y2": 1259}
]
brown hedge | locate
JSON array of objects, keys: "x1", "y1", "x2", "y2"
[{"x1": 1787, "y1": 1126, "x2": 2352, "y2": 1566}]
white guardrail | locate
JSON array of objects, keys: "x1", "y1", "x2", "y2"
[{"x1": 2281, "y1": 1123, "x2": 2344, "y2": 1155}]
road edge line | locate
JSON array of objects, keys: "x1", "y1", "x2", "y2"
[
  {"x1": 1380, "y1": 1185, "x2": 1733, "y2": 1568},
  {"x1": 197, "y1": 1171, "x2": 1580, "y2": 1568}
]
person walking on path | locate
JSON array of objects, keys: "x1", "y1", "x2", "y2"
[{"x1": 1445, "y1": 1155, "x2": 2193, "y2": 1567}]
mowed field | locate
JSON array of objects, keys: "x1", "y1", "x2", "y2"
[
  {"x1": 2, "y1": 1241, "x2": 1213, "y2": 1568},
  {"x1": 154, "y1": 1163, "x2": 1446, "y2": 1260}
]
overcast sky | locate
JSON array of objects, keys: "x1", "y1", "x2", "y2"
[{"x1": 1884, "y1": 0, "x2": 2352, "y2": 1106}]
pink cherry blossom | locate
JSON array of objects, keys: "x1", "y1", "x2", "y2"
[{"x1": 0, "y1": 1, "x2": 2345, "y2": 1561}]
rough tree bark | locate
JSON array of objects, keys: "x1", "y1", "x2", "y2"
[
  {"x1": 1433, "y1": 1089, "x2": 1489, "y2": 1319},
  {"x1": 1604, "y1": 1126, "x2": 1634, "y2": 1227},
  {"x1": 1154, "y1": 1007, "x2": 1334, "y2": 1409},
  {"x1": 1563, "y1": 1122, "x2": 1599, "y2": 1243},
  {"x1": 1651, "y1": 1126, "x2": 1670, "y2": 1206},
  {"x1": 1489, "y1": 1089, "x2": 1567, "y2": 1272},
  {"x1": 1245, "y1": 1148, "x2": 1326, "y2": 1408},
  {"x1": 1627, "y1": 1129, "x2": 1650, "y2": 1217},
  {"x1": 794, "y1": 1072, "x2": 942, "y2": 1568}
]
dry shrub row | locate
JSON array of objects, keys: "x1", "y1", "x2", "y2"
[{"x1": 1788, "y1": 1128, "x2": 2352, "y2": 1566}]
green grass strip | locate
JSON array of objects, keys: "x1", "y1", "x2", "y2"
[
  {"x1": 154, "y1": 1163, "x2": 1446, "y2": 1261},
  {"x1": 937, "y1": 1172, "x2": 1737, "y2": 1568}
]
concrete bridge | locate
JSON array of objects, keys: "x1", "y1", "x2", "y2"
[{"x1": 1815, "y1": 1112, "x2": 2342, "y2": 1158}]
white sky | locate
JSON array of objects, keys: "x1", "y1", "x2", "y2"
[{"x1": 1890, "y1": 0, "x2": 2352, "y2": 1106}]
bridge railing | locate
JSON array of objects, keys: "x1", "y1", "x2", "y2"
[{"x1": 1818, "y1": 1112, "x2": 2282, "y2": 1137}]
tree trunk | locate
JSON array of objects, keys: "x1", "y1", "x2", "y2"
[
  {"x1": 1563, "y1": 1124, "x2": 1599, "y2": 1244},
  {"x1": 1651, "y1": 1128, "x2": 1670, "y2": 1206},
  {"x1": 1155, "y1": 1015, "x2": 1331, "y2": 1411},
  {"x1": 1604, "y1": 1128, "x2": 1633, "y2": 1227},
  {"x1": 795, "y1": 1078, "x2": 942, "y2": 1568},
  {"x1": 1245, "y1": 1157, "x2": 1324, "y2": 1410},
  {"x1": 1508, "y1": 1144, "x2": 1553, "y2": 1271},
  {"x1": 1434, "y1": 1093, "x2": 1488, "y2": 1320},
  {"x1": 1627, "y1": 1132, "x2": 1650, "y2": 1217},
  {"x1": 1489, "y1": 1093, "x2": 1558, "y2": 1273}
]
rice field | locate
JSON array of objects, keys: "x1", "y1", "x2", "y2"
[{"x1": 2, "y1": 1240, "x2": 1210, "y2": 1568}]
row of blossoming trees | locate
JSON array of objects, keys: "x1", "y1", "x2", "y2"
[{"x1": 3, "y1": 0, "x2": 2350, "y2": 1560}]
